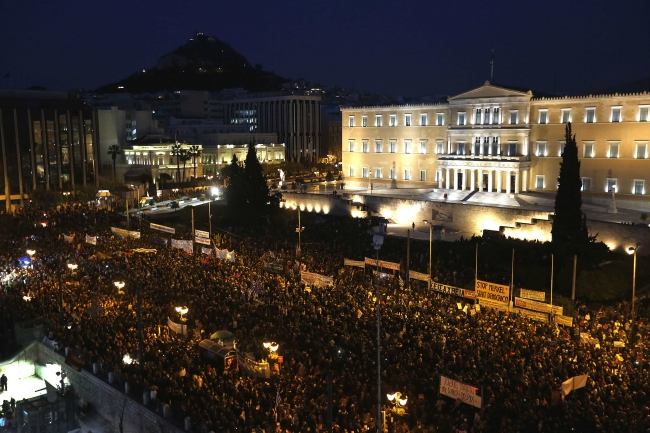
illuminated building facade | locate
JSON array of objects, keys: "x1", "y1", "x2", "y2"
[{"x1": 342, "y1": 82, "x2": 650, "y2": 205}]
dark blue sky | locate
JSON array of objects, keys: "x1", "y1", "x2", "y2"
[{"x1": 2, "y1": 0, "x2": 649, "y2": 97}]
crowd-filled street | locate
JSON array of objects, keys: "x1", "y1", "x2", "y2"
[{"x1": 1, "y1": 203, "x2": 649, "y2": 433}]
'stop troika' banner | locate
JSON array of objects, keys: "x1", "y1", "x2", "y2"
[
  {"x1": 439, "y1": 376, "x2": 482, "y2": 408},
  {"x1": 475, "y1": 280, "x2": 510, "y2": 305}
]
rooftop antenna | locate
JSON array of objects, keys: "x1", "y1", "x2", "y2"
[{"x1": 490, "y1": 49, "x2": 495, "y2": 81}]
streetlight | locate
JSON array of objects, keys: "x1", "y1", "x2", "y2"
[
  {"x1": 27, "y1": 249, "x2": 36, "y2": 268},
  {"x1": 628, "y1": 244, "x2": 640, "y2": 326},
  {"x1": 114, "y1": 281, "x2": 125, "y2": 295},
  {"x1": 263, "y1": 341, "x2": 279, "y2": 361},
  {"x1": 296, "y1": 208, "x2": 304, "y2": 257},
  {"x1": 372, "y1": 221, "x2": 386, "y2": 433},
  {"x1": 175, "y1": 306, "x2": 188, "y2": 322},
  {"x1": 423, "y1": 220, "x2": 433, "y2": 291},
  {"x1": 67, "y1": 263, "x2": 78, "y2": 272},
  {"x1": 386, "y1": 392, "x2": 408, "y2": 416}
]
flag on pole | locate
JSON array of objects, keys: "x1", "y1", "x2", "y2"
[{"x1": 275, "y1": 389, "x2": 282, "y2": 408}]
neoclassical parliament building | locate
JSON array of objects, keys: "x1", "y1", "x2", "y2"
[{"x1": 342, "y1": 82, "x2": 650, "y2": 205}]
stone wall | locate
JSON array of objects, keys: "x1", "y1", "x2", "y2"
[
  {"x1": 281, "y1": 192, "x2": 650, "y2": 255},
  {"x1": 36, "y1": 343, "x2": 185, "y2": 433}
]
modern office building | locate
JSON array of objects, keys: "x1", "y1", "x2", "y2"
[
  {"x1": 0, "y1": 89, "x2": 99, "y2": 212},
  {"x1": 220, "y1": 92, "x2": 321, "y2": 162},
  {"x1": 342, "y1": 81, "x2": 650, "y2": 205}
]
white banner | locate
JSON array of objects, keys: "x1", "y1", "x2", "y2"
[
  {"x1": 514, "y1": 297, "x2": 563, "y2": 315},
  {"x1": 64, "y1": 234, "x2": 74, "y2": 243},
  {"x1": 344, "y1": 259, "x2": 365, "y2": 268},
  {"x1": 439, "y1": 376, "x2": 482, "y2": 408},
  {"x1": 478, "y1": 298, "x2": 509, "y2": 312},
  {"x1": 555, "y1": 315, "x2": 574, "y2": 327},
  {"x1": 171, "y1": 239, "x2": 193, "y2": 254},
  {"x1": 195, "y1": 229, "x2": 209, "y2": 239},
  {"x1": 85, "y1": 234, "x2": 97, "y2": 245},
  {"x1": 301, "y1": 270, "x2": 334, "y2": 287},
  {"x1": 167, "y1": 317, "x2": 188, "y2": 336},
  {"x1": 111, "y1": 227, "x2": 141, "y2": 239},
  {"x1": 214, "y1": 247, "x2": 235, "y2": 262},
  {"x1": 201, "y1": 247, "x2": 213, "y2": 255},
  {"x1": 516, "y1": 308, "x2": 549, "y2": 323},
  {"x1": 131, "y1": 248, "x2": 157, "y2": 254},
  {"x1": 520, "y1": 288, "x2": 546, "y2": 302},
  {"x1": 409, "y1": 270, "x2": 430, "y2": 282},
  {"x1": 150, "y1": 223, "x2": 175, "y2": 234},
  {"x1": 561, "y1": 375, "x2": 588, "y2": 397},
  {"x1": 195, "y1": 237, "x2": 211, "y2": 245}
]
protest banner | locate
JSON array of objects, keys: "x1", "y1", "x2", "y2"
[
  {"x1": 301, "y1": 270, "x2": 333, "y2": 287},
  {"x1": 431, "y1": 282, "x2": 466, "y2": 298},
  {"x1": 195, "y1": 237, "x2": 211, "y2": 245},
  {"x1": 514, "y1": 297, "x2": 563, "y2": 315},
  {"x1": 167, "y1": 317, "x2": 188, "y2": 336},
  {"x1": 439, "y1": 376, "x2": 482, "y2": 408},
  {"x1": 111, "y1": 227, "x2": 141, "y2": 239},
  {"x1": 195, "y1": 229, "x2": 209, "y2": 239},
  {"x1": 344, "y1": 259, "x2": 366, "y2": 269},
  {"x1": 150, "y1": 223, "x2": 175, "y2": 234},
  {"x1": 364, "y1": 257, "x2": 400, "y2": 271},
  {"x1": 555, "y1": 315, "x2": 574, "y2": 327},
  {"x1": 171, "y1": 239, "x2": 193, "y2": 255},
  {"x1": 215, "y1": 248, "x2": 235, "y2": 262},
  {"x1": 263, "y1": 262, "x2": 284, "y2": 274},
  {"x1": 475, "y1": 280, "x2": 510, "y2": 305},
  {"x1": 561, "y1": 375, "x2": 588, "y2": 397},
  {"x1": 516, "y1": 308, "x2": 549, "y2": 323},
  {"x1": 201, "y1": 247, "x2": 213, "y2": 255},
  {"x1": 63, "y1": 234, "x2": 74, "y2": 243},
  {"x1": 477, "y1": 298, "x2": 509, "y2": 312},
  {"x1": 520, "y1": 288, "x2": 546, "y2": 302},
  {"x1": 409, "y1": 270, "x2": 430, "y2": 282},
  {"x1": 85, "y1": 234, "x2": 97, "y2": 245}
]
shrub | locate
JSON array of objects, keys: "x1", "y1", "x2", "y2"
[{"x1": 326, "y1": 171, "x2": 334, "y2": 182}]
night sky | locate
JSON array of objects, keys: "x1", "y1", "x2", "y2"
[{"x1": 2, "y1": 0, "x2": 649, "y2": 97}]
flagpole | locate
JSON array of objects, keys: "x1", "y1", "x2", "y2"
[
  {"x1": 510, "y1": 248, "x2": 514, "y2": 310},
  {"x1": 550, "y1": 253, "x2": 554, "y2": 309},
  {"x1": 474, "y1": 243, "x2": 478, "y2": 305}
]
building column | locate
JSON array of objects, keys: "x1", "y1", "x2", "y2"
[
  {"x1": 470, "y1": 170, "x2": 476, "y2": 192},
  {"x1": 454, "y1": 168, "x2": 460, "y2": 190},
  {"x1": 461, "y1": 169, "x2": 467, "y2": 190},
  {"x1": 522, "y1": 169, "x2": 528, "y2": 192},
  {"x1": 496, "y1": 170, "x2": 502, "y2": 193},
  {"x1": 506, "y1": 171, "x2": 512, "y2": 194},
  {"x1": 445, "y1": 168, "x2": 450, "y2": 189},
  {"x1": 515, "y1": 171, "x2": 520, "y2": 194},
  {"x1": 487, "y1": 170, "x2": 493, "y2": 192},
  {"x1": 477, "y1": 170, "x2": 483, "y2": 192}
]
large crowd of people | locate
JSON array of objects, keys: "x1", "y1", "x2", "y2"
[{"x1": 0, "y1": 202, "x2": 649, "y2": 433}]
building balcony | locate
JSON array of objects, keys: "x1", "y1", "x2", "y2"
[{"x1": 438, "y1": 154, "x2": 529, "y2": 162}]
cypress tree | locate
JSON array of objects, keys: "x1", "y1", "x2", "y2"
[
  {"x1": 552, "y1": 122, "x2": 585, "y2": 252},
  {"x1": 224, "y1": 154, "x2": 246, "y2": 217},
  {"x1": 243, "y1": 141, "x2": 269, "y2": 217}
]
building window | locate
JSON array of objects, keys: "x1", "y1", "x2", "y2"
[
  {"x1": 634, "y1": 180, "x2": 645, "y2": 195},
  {"x1": 611, "y1": 107, "x2": 622, "y2": 123},
  {"x1": 584, "y1": 143, "x2": 594, "y2": 158},
  {"x1": 561, "y1": 109, "x2": 571, "y2": 124},
  {"x1": 475, "y1": 108, "x2": 482, "y2": 125},
  {"x1": 362, "y1": 115, "x2": 368, "y2": 127},
  {"x1": 492, "y1": 136, "x2": 499, "y2": 156},
  {"x1": 389, "y1": 140, "x2": 397, "y2": 153},
  {"x1": 436, "y1": 113, "x2": 444, "y2": 126},
  {"x1": 348, "y1": 140, "x2": 355, "y2": 152},
  {"x1": 389, "y1": 114, "x2": 397, "y2": 127},
  {"x1": 585, "y1": 108, "x2": 596, "y2": 123},
  {"x1": 493, "y1": 107, "x2": 500, "y2": 124},
  {"x1": 640, "y1": 106, "x2": 649, "y2": 122},
  {"x1": 607, "y1": 178, "x2": 617, "y2": 193},
  {"x1": 376, "y1": 115, "x2": 383, "y2": 127},
  {"x1": 405, "y1": 114, "x2": 412, "y2": 126},
  {"x1": 375, "y1": 168, "x2": 382, "y2": 179},
  {"x1": 349, "y1": 116, "x2": 355, "y2": 127},
  {"x1": 474, "y1": 137, "x2": 481, "y2": 155},
  {"x1": 404, "y1": 169, "x2": 411, "y2": 181},
  {"x1": 362, "y1": 167, "x2": 369, "y2": 178},
  {"x1": 349, "y1": 167, "x2": 355, "y2": 177},
  {"x1": 362, "y1": 140, "x2": 369, "y2": 153},
  {"x1": 375, "y1": 140, "x2": 383, "y2": 153},
  {"x1": 435, "y1": 170, "x2": 440, "y2": 182},
  {"x1": 421, "y1": 113, "x2": 428, "y2": 126},
  {"x1": 420, "y1": 140, "x2": 427, "y2": 154},
  {"x1": 537, "y1": 142, "x2": 547, "y2": 157},
  {"x1": 636, "y1": 142, "x2": 647, "y2": 159},
  {"x1": 389, "y1": 168, "x2": 396, "y2": 180},
  {"x1": 508, "y1": 142, "x2": 517, "y2": 156},
  {"x1": 582, "y1": 177, "x2": 591, "y2": 192},
  {"x1": 536, "y1": 175, "x2": 545, "y2": 189},
  {"x1": 483, "y1": 109, "x2": 491, "y2": 125},
  {"x1": 436, "y1": 141, "x2": 445, "y2": 154},
  {"x1": 457, "y1": 142, "x2": 465, "y2": 155},
  {"x1": 483, "y1": 137, "x2": 490, "y2": 156},
  {"x1": 420, "y1": 170, "x2": 426, "y2": 182},
  {"x1": 404, "y1": 140, "x2": 412, "y2": 154},
  {"x1": 609, "y1": 143, "x2": 619, "y2": 158},
  {"x1": 509, "y1": 110, "x2": 518, "y2": 125},
  {"x1": 538, "y1": 109, "x2": 548, "y2": 124},
  {"x1": 458, "y1": 112, "x2": 466, "y2": 126},
  {"x1": 559, "y1": 141, "x2": 566, "y2": 156}
]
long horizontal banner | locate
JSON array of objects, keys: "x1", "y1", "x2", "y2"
[
  {"x1": 439, "y1": 376, "x2": 482, "y2": 409},
  {"x1": 514, "y1": 297, "x2": 563, "y2": 316},
  {"x1": 263, "y1": 262, "x2": 283, "y2": 274},
  {"x1": 171, "y1": 239, "x2": 193, "y2": 254},
  {"x1": 167, "y1": 317, "x2": 187, "y2": 336},
  {"x1": 520, "y1": 288, "x2": 546, "y2": 302},
  {"x1": 344, "y1": 259, "x2": 365, "y2": 269},
  {"x1": 476, "y1": 280, "x2": 510, "y2": 305},
  {"x1": 432, "y1": 282, "x2": 466, "y2": 298},
  {"x1": 555, "y1": 315, "x2": 574, "y2": 327},
  {"x1": 150, "y1": 223, "x2": 175, "y2": 234},
  {"x1": 364, "y1": 257, "x2": 400, "y2": 271},
  {"x1": 301, "y1": 270, "x2": 334, "y2": 287},
  {"x1": 85, "y1": 234, "x2": 97, "y2": 245},
  {"x1": 477, "y1": 298, "x2": 509, "y2": 312},
  {"x1": 111, "y1": 227, "x2": 141, "y2": 239},
  {"x1": 409, "y1": 270, "x2": 430, "y2": 282},
  {"x1": 516, "y1": 308, "x2": 549, "y2": 323},
  {"x1": 195, "y1": 237, "x2": 211, "y2": 245}
]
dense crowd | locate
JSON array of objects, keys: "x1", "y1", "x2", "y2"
[{"x1": 1, "y1": 202, "x2": 649, "y2": 433}]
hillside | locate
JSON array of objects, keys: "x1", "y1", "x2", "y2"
[{"x1": 96, "y1": 33, "x2": 288, "y2": 94}]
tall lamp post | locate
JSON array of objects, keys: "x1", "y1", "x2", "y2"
[
  {"x1": 296, "y1": 208, "x2": 305, "y2": 257},
  {"x1": 423, "y1": 220, "x2": 433, "y2": 291},
  {"x1": 372, "y1": 222, "x2": 386, "y2": 433},
  {"x1": 628, "y1": 244, "x2": 640, "y2": 327}
]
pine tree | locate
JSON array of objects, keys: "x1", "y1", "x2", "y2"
[
  {"x1": 552, "y1": 122, "x2": 586, "y2": 252},
  {"x1": 244, "y1": 140, "x2": 269, "y2": 216}
]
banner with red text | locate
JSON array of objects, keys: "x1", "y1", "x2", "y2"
[
  {"x1": 439, "y1": 376, "x2": 482, "y2": 408},
  {"x1": 475, "y1": 280, "x2": 510, "y2": 305},
  {"x1": 364, "y1": 257, "x2": 400, "y2": 271}
]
